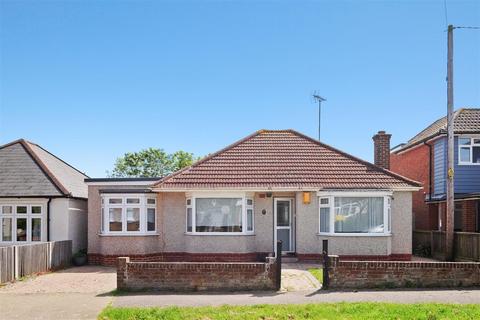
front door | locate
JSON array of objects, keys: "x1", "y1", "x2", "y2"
[{"x1": 274, "y1": 198, "x2": 293, "y2": 253}]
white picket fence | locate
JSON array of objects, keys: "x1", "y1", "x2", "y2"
[{"x1": 0, "y1": 240, "x2": 72, "y2": 284}]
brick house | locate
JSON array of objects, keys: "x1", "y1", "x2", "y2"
[
  {"x1": 86, "y1": 129, "x2": 421, "y2": 266},
  {"x1": 390, "y1": 108, "x2": 480, "y2": 232}
]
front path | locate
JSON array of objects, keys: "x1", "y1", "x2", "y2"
[{"x1": 0, "y1": 265, "x2": 116, "y2": 320}]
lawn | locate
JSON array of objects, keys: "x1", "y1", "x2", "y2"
[
  {"x1": 98, "y1": 303, "x2": 480, "y2": 320},
  {"x1": 307, "y1": 267, "x2": 323, "y2": 284}
]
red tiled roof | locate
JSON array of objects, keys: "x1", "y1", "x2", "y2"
[{"x1": 153, "y1": 130, "x2": 421, "y2": 190}]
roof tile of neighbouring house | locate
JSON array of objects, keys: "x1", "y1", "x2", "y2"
[
  {"x1": 0, "y1": 139, "x2": 89, "y2": 198},
  {"x1": 153, "y1": 130, "x2": 421, "y2": 190},
  {"x1": 395, "y1": 108, "x2": 480, "y2": 153}
]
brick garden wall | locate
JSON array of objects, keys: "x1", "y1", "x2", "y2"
[
  {"x1": 328, "y1": 255, "x2": 480, "y2": 289},
  {"x1": 117, "y1": 257, "x2": 278, "y2": 291}
]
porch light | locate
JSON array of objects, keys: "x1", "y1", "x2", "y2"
[{"x1": 303, "y1": 192, "x2": 311, "y2": 204}]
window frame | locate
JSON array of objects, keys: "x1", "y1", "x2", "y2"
[
  {"x1": 101, "y1": 194, "x2": 157, "y2": 236},
  {"x1": 185, "y1": 192, "x2": 255, "y2": 235},
  {"x1": 458, "y1": 136, "x2": 480, "y2": 165},
  {"x1": 317, "y1": 191, "x2": 392, "y2": 237},
  {"x1": 0, "y1": 202, "x2": 46, "y2": 244}
]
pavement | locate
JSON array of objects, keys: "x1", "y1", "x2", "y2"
[
  {"x1": 0, "y1": 266, "x2": 116, "y2": 320},
  {"x1": 112, "y1": 288, "x2": 480, "y2": 308},
  {"x1": 1, "y1": 263, "x2": 480, "y2": 320}
]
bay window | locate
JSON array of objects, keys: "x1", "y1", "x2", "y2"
[
  {"x1": 318, "y1": 192, "x2": 391, "y2": 235},
  {"x1": 458, "y1": 137, "x2": 480, "y2": 165},
  {"x1": 186, "y1": 193, "x2": 254, "y2": 234},
  {"x1": 101, "y1": 194, "x2": 157, "y2": 235}
]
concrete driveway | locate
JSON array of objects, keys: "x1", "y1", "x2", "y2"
[{"x1": 0, "y1": 265, "x2": 116, "y2": 320}]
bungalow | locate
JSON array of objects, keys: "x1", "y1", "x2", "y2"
[
  {"x1": 86, "y1": 130, "x2": 421, "y2": 265},
  {"x1": 0, "y1": 139, "x2": 88, "y2": 252}
]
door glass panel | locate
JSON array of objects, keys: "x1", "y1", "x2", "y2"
[
  {"x1": 277, "y1": 229, "x2": 290, "y2": 251},
  {"x1": 276, "y1": 201, "x2": 290, "y2": 226}
]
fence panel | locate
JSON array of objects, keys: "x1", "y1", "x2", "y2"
[
  {"x1": 0, "y1": 246, "x2": 15, "y2": 283},
  {"x1": 455, "y1": 232, "x2": 480, "y2": 262},
  {"x1": 16, "y1": 243, "x2": 49, "y2": 278},
  {"x1": 0, "y1": 240, "x2": 71, "y2": 284},
  {"x1": 412, "y1": 230, "x2": 431, "y2": 249},
  {"x1": 50, "y1": 240, "x2": 72, "y2": 269},
  {"x1": 413, "y1": 230, "x2": 480, "y2": 262},
  {"x1": 431, "y1": 231, "x2": 446, "y2": 260}
]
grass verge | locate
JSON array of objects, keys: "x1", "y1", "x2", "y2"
[
  {"x1": 98, "y1": 302, "x2": 480, "y2": 320},
  {"x1": 307, "y1": 268, "x2": 323, "y2": 284}
]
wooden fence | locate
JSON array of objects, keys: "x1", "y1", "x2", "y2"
[
  {"x1": 455, "y1": 232, "x2": 480, "y2": 262},
  {"x1": 413, "y1": 230, "x2": 480, "y2": 262},
  {"x1": 0, "y1": 240, "x2": 72, "y2": 284}
]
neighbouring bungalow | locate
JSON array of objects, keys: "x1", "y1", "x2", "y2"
[
  {"x1": 86, "y1": 130, "x2": 421, "y2": 266},
  {"x1": 0, "y1": 139, "x2": 88, "y2": 252}
]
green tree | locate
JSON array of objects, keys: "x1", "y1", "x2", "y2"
[{"x1": 108, "y1": 148, "x2": 197, "y2": 178}]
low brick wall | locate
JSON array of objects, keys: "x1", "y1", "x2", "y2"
[
  {"x1": 328, "y1": 255, "x2": 480, "y2": 289},
  {"x1": 117, "y1": 257, "x2": 278, "y2": 291}
]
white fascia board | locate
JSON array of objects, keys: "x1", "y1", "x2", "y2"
[
  {"x1": 85, "y1": 181, "x2": 155, "y2": 186},
  {"x1": 151, "y1": 187, "x2": 320, "y2": 193},
  {"x1": 317, "y1": 190, "x2": 394, "y2": 197}
]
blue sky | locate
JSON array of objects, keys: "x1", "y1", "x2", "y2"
[{"x1": 1, "y1": 0, "x2": 479, "y2": 177}]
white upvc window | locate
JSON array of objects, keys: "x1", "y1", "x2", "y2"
[
  {"x1": 185, "y1": 192, "x2": 254, "y2": 235},
  {"x1": 0, "y1": 203, "x2": 45, "y2": 243},
  {"x1": 101, "y1": 194, "x2": 157, "y2": 235},
  {"x1": 318, "y1": 191, "x2": 392, "y2": 236},
  {"x1": 458, "y1": 137, "x2": 480, "y2": 165}
]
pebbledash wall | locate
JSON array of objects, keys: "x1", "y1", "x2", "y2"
[
  {"x1": 328, "y1": 255, "x2": 480, "y2": 289},
  {"x1": 88, "y1": 184, "x2": 413, "y2": 265},
  {"x1": 117, "y1": 256, "x2": 277, "y2": 291}
]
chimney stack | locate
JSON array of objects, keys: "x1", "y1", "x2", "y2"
[{"x1": 373, "y1": 131, "x2": 391, "y2": 170}]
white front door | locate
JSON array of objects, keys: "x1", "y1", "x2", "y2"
[{"x1": 274, "y1": 198, "x2": 293, "y2": 254}]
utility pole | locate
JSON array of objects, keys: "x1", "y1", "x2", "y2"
[
  {"x1": 313, "y1": 94, "x2": 326, "y2": 141},
  {"x1": 445, "y1": 24, "x2": 455, "y2": 261}
]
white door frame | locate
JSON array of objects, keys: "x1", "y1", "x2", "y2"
[{"x1": 274, "y1": 198, "x2": 294, "y2": 255}]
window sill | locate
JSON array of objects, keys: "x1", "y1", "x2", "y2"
[
  {"x1": 98, "y1": 232, "x2": 160, "y2": 237},
  {"x1": 184, "y1": 232, "x2": 256, "y2": 236},
  {"x1": 316, "y1": 233, "x2": 392, "y2": 237}
]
